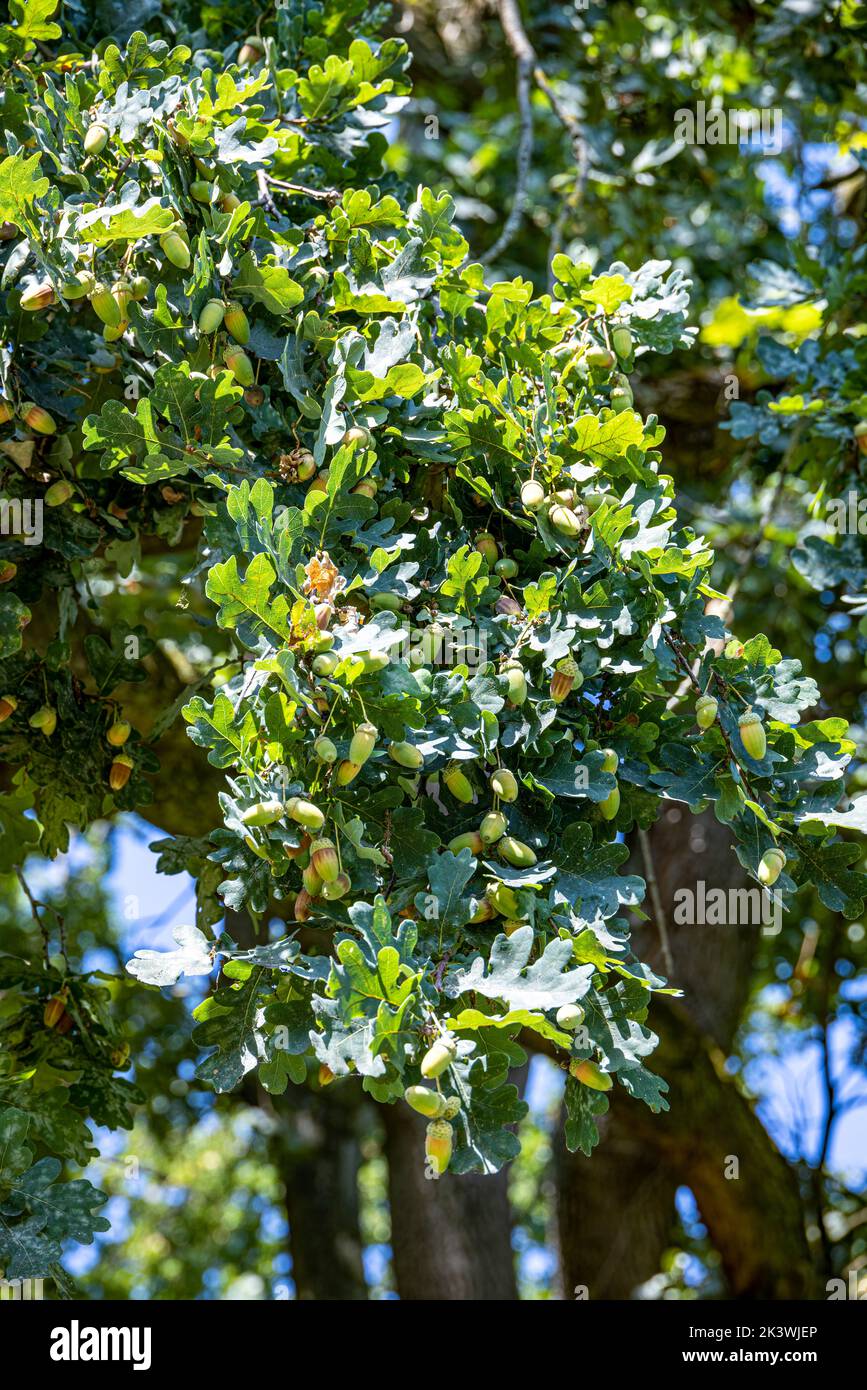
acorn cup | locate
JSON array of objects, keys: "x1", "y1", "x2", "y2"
[
  {"x1": 738, "y1": 708, "x2": 767, "y2": 760},
  {"x1": 84, "y1": 122, "x2": 109, "y2": 155},
  {"x1": 224, "y1": 301, "x2": 251, "y2": 345},
  {"x1": 695, "y1": 693, "x2": 718, "y2": 730},
  {"x1": 349, "y1": 721, "x2": 378, "y2": 766},
  {"x1": 758, "y1": 847, "x2": 786, "y2": 887},
  {"x1": 425, "y1": 1119, "x2": 453, "y2": 1175},
  {"x1": 550, "y1": 658, "x2": 580, "y2": 703},
  {"x1": 490, "y1": 767, "x2": 518, "y2": 802},
  {"x1": 405, "y1": 1085, "x2": 446, "y2": 1119},
  {"x1": 109, "y1": 753, "x2": 134, "y2": 790},
  {"x1": 569, "y1": 1059, "x2": 613, "y2": 1091},
  {"x1": 421, "y1": 1038, "x2": 457, "y2": 1079}
]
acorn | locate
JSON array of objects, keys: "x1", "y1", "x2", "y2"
[
  {"x1": 318, "y1": 1063, "x2": 335, "y2": 1086},
  {"x1": 444, "y1": 764, "x2": 474, "y2": 803},
  {"x1": 198, "y1": 298, "x2": 225, "y2": 334},
  {"x1": 160, "y1": 228, "x2": 191, "y2": 269},
  {"x1": 244, "y1": 385, "x2": 265, "y2": 407},
  {"x1": 612, "y1": 326, "x2": 633, "y2": 360},
  {"x1": 502, "y1": 918, "x2": 525, "y2": 936},
  {"x1": 475, "y1": 531, "x2": 499, "y2": 565},
  {"x1": 43, "y1": 996, "x2": 66, "y2": 1028},
  {"x1": 489, "y1": 882, "x2": 521, "y2": 917},
  {"x1": 103, "y1": 319, "x2": 128, "y2": 343},
  {"x1": 224, "y1": 347, "x2": 254, "y2": 387},
  {"x1": 107, "y1": 719, "x2": 131, "y2": 747},
  {"x1": 219, "y1": 191, "x2": 242, "y2": 213},
  {"x1": 610, "y1": 384, "x2": 633, "y2": 413},
  {"x1": 43, "y1": 479, "x2": 73, "y2": 507},
  {"x1": 311, "y1": 837, "x2": 339, "y2": 883},
  {"x1": 503, "y1": 661, "x2": 527, "y2": 705},
  {"x1": 321, "y1": 871, "x2": 351, "y2": 901},
  {"x1": 286, "y1": 797, "x2": 326, "y2": 832},
  {"x1": 758, "y1": 847, "x2": 786, "y2": 887},
  {"x1": 21, "y1": 282, "x2": 56, "y2": 312},
  {"x1": 421, "y1": 1038, "x2": 457, "y2": 1079},
  {"x1": 29, "y1": 705, "x2": 57, "y2": 736},
  {"x1": 342, "y1": 425, "x2": 372, "y2": 447},
  {"x1": 585, "y1": 346, "x2": 614, "y2": 369},
  {"x1": 84, "y1": 122, "x2": 109, "y2": 156},
  {"x1": 190, "y1": 179, "x2": 213, "y2": 204},
  {"x1": 569, "y1": 1059, "x2": 613, "y2": 1091},
  {"x1": 520, "y1": 479, "x2": 546, "y2": 511},
  {"x1": 238, "y1": 35, "x2": 265, "y2": 66},
  {"x1": 336, "y1": 759, "x2": 361, "y2": 786},
  {"x1": 302, "y1": 863, "x2": 323, "y2": 897},
  {"x1": 312, "y1": 651, "x2": 338, "y2": 676},
  {"x1": 425, "y1": 1119, "x2": 453, "y2": 1175},
  {"x1": 0, "y1": 399, "x2": 12, "y2": 424},
  {"x1": 129, "y1": 275, "x2": 150, "y2": 301},
  {"x1": 499, "y1": 836, "x2": 537, "y2": 868},
  {"x1": 352, "y1": 479, "x2": 378, "y2": 500},
  {"x1": 738, "y1": 709, "x2": 767, "y2": 761},
  {"x1": 61, "y1": 271, "x2": 95, "y2": 300},
  {"x1": 89, "y1": 281, "x2": 121, "y2": 326},
  {"x1": 0, "y1": 562, "x2": 16, "y2": 583},
  {"x1": 389, "y1": 740, "x2": 424, "y2": 770},
  {"x1": 0, "y1": 695, "x2": 18, "y2": 722},
  {"x1": 447, "y1": 831, "x2": 483, "y2": 855},
  {"x1": 550, "y1": 657, "x2": 580, "y2": 703},
  {"x1": 480, "y1": 810, "x2": 508, "y2": 846},
  {"x1": 371, "y1": 592, "x2": 403, "y2": 614},
  {"x1": 470, "y1": 896, "x2": 497, "y2": 923},
  {"x1": 494, "y1": 557, "x2": 518, "y2": 580},
  {"x1": 110, "y1": 1042, "x2": 130, "y2": 1069},
  {"x1": 696, "y1": 694, "x2": 718, "y2": 730},
  {"x1": 855, "y1": 421, "x2": 867, "y2": 455},
  {"x1": 55, "y1": 1011, "x2": 74, "y2": 1035},
  {"x1": 442, "y1": 1096, "x2": 462, "y2": 1120},
  {"x1": 109, "y1": 753, "x2": 133, "y2": 790},
  {"x1": 599, "y1": 784, "x2": 620, "y2": 821},
  {"x1": 313, "y1": 734, "x2": 338, "y2": 764},
  {"x1": 405, "y1": 1085, "x2": 446, "y2": 1119},
  {"x1": 349, "y1": 721, "x2": 378, "y2": 765},
  {"x1": 21, "y1": 402, "x2": 56, "y2": 434},
  {"x1": 600, "y1": 748, "x2": 619, "y2": 774},
  {"x1": 556, "y1": 1003, "x2": 585, "y2": 1031},
  {"x1": 359, "y1": 650, "x2": 389, "y2": 673},
  {"x1": 224, "y1": 301, "x2": 251, "y2": 345},
  {"x1": 549, "y1": 504, "x2": 583, "y2": 538},
  {"x1": 112, "y1": 279, "x2": 132, "y2": 318},
  {"x1": 495, "y1": 594, "x2": 522, "y2": 617},
  {"x1": 490, "y1": 767, "x2": 518, "y2": 802},
  {"x1": 241, "y1": 799, "x2": 284, "y2": 826},
  {"x1": 284, "y1": 834, "x2": 310, "y2": 861},
  {"x1": 297, "y1": 454, "x2": 316, "y2": 482},
  {"x1": 293, "y1": 888, "x2": 314, "y2": 922}
]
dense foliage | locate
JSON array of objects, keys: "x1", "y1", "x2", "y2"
[{"x1": 1, "y1": 0, "x2": 866, "y2": 1291}]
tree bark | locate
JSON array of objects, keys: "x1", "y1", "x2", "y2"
[{"x1": 382, "y1": 1100, "x2": 519, "y2": 1300}]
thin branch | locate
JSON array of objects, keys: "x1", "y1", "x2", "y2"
[
  {"x1": 15, "y1": 868, "x2": 55, "y2": 967},
  {"x1": 638, "y1": 827, "x2": 674, "y2": 976}
]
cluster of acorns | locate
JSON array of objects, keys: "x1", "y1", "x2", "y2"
[
  {"x1": 694, "y1": 693, "x2": 786, "y2": 886},
  {"x1": 0, "y1": 696, "x2": 135, "y2": 792}
]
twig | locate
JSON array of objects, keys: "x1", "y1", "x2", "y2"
[
  {"x1": 255, "y1": 170, "x2": 279, "y2": 217},
  {"x1": 638, "y1": 827, "x2": 674, "y2": 976},
  {"x1": 16, "y1": 868, "x2": 55, "y2": 966},
  {"x1": 266, "y1": 176, "x2": 341, "y2": 206}
]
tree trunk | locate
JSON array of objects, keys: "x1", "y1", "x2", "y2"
[{"x1": 382, "y1": 1100, "x2": 518, "y2": 1299}]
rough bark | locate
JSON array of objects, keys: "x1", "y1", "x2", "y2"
[
  {"x1": 557, "y1": 807, "x2": 816, "y2": 1299},
  {"x1": 382, "y1": 1099, "x2": 519, "y2": 1300}
]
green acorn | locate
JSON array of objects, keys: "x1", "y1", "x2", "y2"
[
  {"x1": 549, "y1": 503, "x2": 583, "y2": 538},
  {"x1": 503, "y1": 661, "x2": 527, "y2": 705},
  {"x1": 0, "y1": 695, "x2": 18, "y2": 723},
  {"x1": 302, "y1": 863, "x2": 323, "y2": 898},
  {"x1": 286, "y1": 797, "x2": 325, "y2": 832},
  {"x1": 404, "y1": 1085, "x2": 446, "y2": 1119},
  {"x1": 224, "y1": 301, "x2": 251, "y2": 345},
  {"x1": 599, "y1": 783, "x2": 620, "y2": 821},
  {"x1": 160, "y1": 228, "x2": 191, "y2": 269},
  {"x1": 447, "y1": 831, "x2": 483, "y2": 855},
  {"x1": 612, "y1": 326, "x2": 633, "y2": 360},
  {"x1": 238, "y1": 36, "x2": 265, "y2": 66},
  {"x1": 335, "y1": 759, "x2": 361, "y2": 786},
  {"x1": 89, "y1": 281, "x2": 121, "y2": 326},
  {"x1": 610, "y1": 385, "x2": 633, "y2": 413},
  {"x1": 107, "y1": 719, "x2": 131, "y2": 747},
  {"x1": 359, "y1": 650, "x2": 389, "y2": 673},
  {"x1": 600, "y1": 748, "x2": 619, "y2": 774},
  {"x1": 470, "y1": 896, "x2": 497, "y2": 923},
  {"x1": 129, "y1": 275, "x2": 150, "y2": 301},
  {"x1": 198, "y1": 298, "x2": 225, "y2": 334},
  {"x1": 342, "y1": 425, "x2": 372, "y2": 447},
  {"x1": 556, "y1": 1003, "x2": 585, "y2": 1031},
  {"x1": 443, "y1": 764, "x2": 474, "y2": 803},
  {"x1": 21, "y1": 282, "x2": 56, "y2": 312},
  {"x1": 425, "y1": 1119, "x2": 453, "y2": 1175},
  {"x1": 61, "y1": 271, "x2": 95, "y2": 300},
  {"x1": 310, "y1": 837, "x2": 339, "y2": 883},
  {"x1": 241, "y1": 799, "x2": 284, "y2": 827},
  {"x1": 321, "y1": 871, "x2": 351, "y2": 901},
  {"x1": 21, "y1": 403, "x2": 57, "y2": 435},
  {"x1": 495, "y1": 556, "x2": 518, "y2": 579},
  {"x1": 490, "y1": 767, "x2": 518, "y2": 802},
  {"x1": 585, "y1": 346, "x2": 614, "y2": 369},
  {"x1": 758, "y1": 847, "x2": 786, "y2": 887},
  {"x1": 420, "y1": 1038, "x2": 457, "y2": 1079},
  {"x1": 0, "y1": 562, "x2": 16, "y2": 583},
  {"x1": 551, "y1": 657, "x2": 580, "y2": 703},
  {"x1": 389, "y1": 740, "x2": 424, "y2": 770},
  {"x1": 44, "y1": 480, "x2": 73, "y2": 506},
  {"x1": 738, "y1": 709, "x2": 767, "y2": 761},
  {"x1": 109, "y1": 753, "x2": 134, "y2": 791},
  {"x1": 84, "y1": 122, "x2": 109, "y2": 156},
  {"x1": 499, "y1": 836, "x2": 537, "y2": 868},
  {"x1": 29, "y1": 705, "x2": 57, "y2": 736},
  {"x1": 312, "y1": 651, "x2": 338, "y2": 676},
  {"x1": 480, "y1": 810, "x2": 508, "y2": 846},
  {"x1": 475, "y1": 531, "x2": 498, "y2": 565},
  {"x1": 696, "y1": 694, "x2": 718, "y2": 730},
  {"x1": 490, "y1": 882, "x2": 521, "y2": 918},
  {"x1": 570, "y1": 1059, "x2": 613, "y2": 1091},
  {"x1": 190, "y1": 179, "x2": 213, "y2": 204},
  {"x1": 313, "y1": 735, "x2": 338, "y2": 764},
  {"x1": 224, "y1": 347, "x2": 254, "y2": 387},
  {"x1": 349, "y1": 721, "x2": 378, "y2": 765},
  {"x1": 520, "y1": 479, "x2": 546, "y2": 511},
  {"x1": 371, "y1": 592, "x2": 404, "y2": 613}
]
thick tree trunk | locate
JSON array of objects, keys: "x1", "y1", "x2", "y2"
[
  {"x1": 557, "y1": 807, "x2": 816, "y2": 1299},
  {"x1": 382, "y1": 1100, "x2": 518, "y2": 1300}
]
